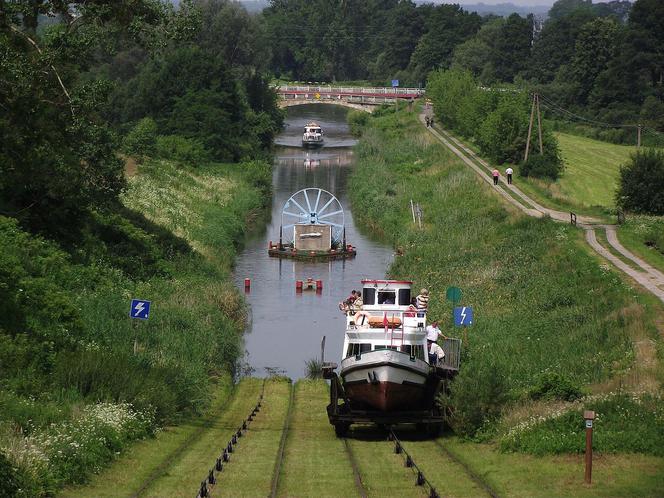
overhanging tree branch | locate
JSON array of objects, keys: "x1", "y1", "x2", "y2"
[{"x1": 8, "y1": 23, "x2": 75, "y2": 117}]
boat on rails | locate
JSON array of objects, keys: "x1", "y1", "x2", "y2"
[
  {"x1": 322, "y1": 279, "x2": 461, "y2": 436},
  {"x1": 268, "y1": 187, "x2": 356, "y2": 261},
  {"x1": 302, "y1": 122, "x2": 324, "y2": 147}
]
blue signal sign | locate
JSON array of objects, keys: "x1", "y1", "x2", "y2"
[
  {"x1": 129, "y1": 299, "x2": 151, "y2": 320},
  {"x1": 454, "y1": 306, "x2": 473, "y2": 326}
]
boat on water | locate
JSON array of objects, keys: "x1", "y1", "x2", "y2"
[
  {"x1": 322, "y1": 279, "x2": 461, "y2": 436},
  {"x1": 302, "y1": 122, "x2": 324, "y2": 147}
]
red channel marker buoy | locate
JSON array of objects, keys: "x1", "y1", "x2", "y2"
[
  {"x1": 244, "y1": 278, "x2": 251, "y2": 291},
  {"x1": 295, "y1": 280, "x2": 303, "y2": 292}
]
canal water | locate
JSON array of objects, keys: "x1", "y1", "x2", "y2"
[{"x1": 234, "y1": 104, "x2": 394, "y2": 379}]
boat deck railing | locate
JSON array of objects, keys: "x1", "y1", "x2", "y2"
[
  {"x1": 346, "y1": 308, "x2": 426, "y2": 331},
  {"x1": 440, "y1": 337, "x2": 461, "y2": 370}
]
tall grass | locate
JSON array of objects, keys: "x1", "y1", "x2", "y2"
[
  {"x1": 0, "y1": 158, "x2": 271, "y2": 494},
  {"x1": 348, "y1": 109, "x2": 656, "y2": 437}
]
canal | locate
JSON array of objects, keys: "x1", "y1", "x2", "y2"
[{"x1": 234, "y1": 104, "x2": 394, "y2": 379}]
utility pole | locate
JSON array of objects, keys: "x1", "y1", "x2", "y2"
[
  {"x1": 536, "y1": 93, "x2": 543, "y2": 155},
  {"x1": 524, "y1": 93, "x2": 536, "y2": 162}
]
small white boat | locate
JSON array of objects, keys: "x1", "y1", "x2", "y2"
[{"x1": 302, "y1": 122, "x2": 324, "y2": 147}]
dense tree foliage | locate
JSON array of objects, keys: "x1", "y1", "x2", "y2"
[{"x1": 616, "y1": 149, "x2": 664, "y2": 215}]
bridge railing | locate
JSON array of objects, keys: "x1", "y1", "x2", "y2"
[{"x1": 276, "y1": 85, "x2": 425, "y2": 97}]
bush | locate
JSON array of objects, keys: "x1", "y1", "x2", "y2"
[
  {"x1": 0, "y1": 452, "x2": 19, "y2": 498},
  {"x1": 528, "y1": 372, "x2": 584, "y2": 401},
  {"x1": 450, "y1": 362, "x2": 510, "y2": 437},
  {"x1": 347, "y1": 110, "x2": 369, "y2": 136},
  {"x1": 123, "y1": 117, "x2": 157, "y2": 157},
  {"x1": 155, "y1": 135, "x2": 211, "y2": 165},
  {"x1": 616, "y1": 149, "x2": 664, "y2": 215},
  {"x1": 520, "y1": 153, "x2": 564, "y2": 180}
]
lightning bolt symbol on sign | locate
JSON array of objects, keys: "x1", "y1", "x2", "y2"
[
  {"x1": 134, "y1": 302, "x2": 145, "y2": 316},
  {"x1": 461, "y1": 307, "x2": 467, "y2": 324}
]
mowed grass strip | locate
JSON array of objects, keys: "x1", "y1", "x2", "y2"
[
  {"x1": 394, "y1": 437, "x2": 492, "y2": 497},
  {"x1": 214, "y1": 378, "x2": 291, "y2": 498},
  {"x1": 143, "y1": 378, "x2": 263, "y2": 498},
  {"x1": 60, "y1": 375, "x2": 234, "y2": 498},
  {"x1": 347, "y1": 428, "x2": 427, "y2": 498},
  {"x1": 555, "y1": 132, "x2": 634, "y2": 208},
  {"x1": 277, "y1": 380, "x2": 358, "y2": 498},
  {"x1": 445, "y1": 437, "x2": 664, "y2": 498}
]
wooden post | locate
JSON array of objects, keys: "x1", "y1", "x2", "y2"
[
  {"x1": 536, "y1": 93, "x2": 544, "y2": 155},
  {"x1": 637, "y1": 125, "x2": 642, "y2": 148},
  {"x1": 584, "y1": 410, "x2": 595, "y2": 484},
  {"x1": 524, "y1": 93, "x2": 536, "y2": 162}
]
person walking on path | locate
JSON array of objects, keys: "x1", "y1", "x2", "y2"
[
  {"x1": 425, "y1": 116, "x2": 430, "y2": 127},
  {"x1": 506, "y1": 167, "x2": 513, "y2": 185},
  {"x1": 492, "y1": 168, "x2": 500, "y2": 186}
]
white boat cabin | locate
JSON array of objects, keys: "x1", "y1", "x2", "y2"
[
  {"x1": 302, "y1": 122, "x2": 323, "y2": 144},
  {"x1": 343, "y1": 280, "x2": 429, "y2": 363}
]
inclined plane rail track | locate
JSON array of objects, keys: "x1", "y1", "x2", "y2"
[
  {"x1": 431, "y1": 439, "x2": 500, "y2": 498},
  {"x1": 388, "y1": 429, "x2": 501, "y2": 498},
  {"x1": 342, "y1": 438, "x2": 369, "y2": 498},
  {"x1": 196, "y1": 380, "x2": 266, "y2": 498},
  {"x1": 269, "y1": 382, "x2": 295, "y2": 498}
]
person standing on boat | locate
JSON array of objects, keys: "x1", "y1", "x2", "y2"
[
  {"x1": 492, "y1": 168, "x2": 500, "y2": 185},
  {"x1": 429, "y1": 341, "x2": 445, "y2": 366},
  {"x1": 352, "y1": 292, "x2": 363, "y2": 310},
  {"x1": 416, "y1": 288, "x2": 429, "y2": 311},
  {"x1": 426, "y1": 321, "x2": 447, "y2": 364},
  {"x1": 505, "y1": 166, "x2": 513, "y2": 185}
]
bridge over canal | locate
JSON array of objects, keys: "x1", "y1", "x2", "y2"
[{"x1": 276, "y1": 84, "x2": 425, "y2": 112}]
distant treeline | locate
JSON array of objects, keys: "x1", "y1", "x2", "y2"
[{"x1": 262, "y1": 0, "x2": 662, "y2": 134}]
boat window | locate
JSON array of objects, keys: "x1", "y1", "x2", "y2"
[
  {"x1": 363, "y1": 288, "x2": 376, "y2": 305},
  {"x1": 414, "y1": 345, "x2": 425, "y2": 361},
  {"x1": 398, "y1": 288, "x2": 411, "y2": 306},
  {"x1": 377, "y1": 291, "x2": 395, "y2": 305},
  {"x1": 374, "y1": 345, "x2": 398, "y2": 351},
  {"x1": 400, "y1": 345, "x2": 412, "y2": 355},
  {"x1": 346, "y1": 343, "x2": 372, "y2": 358}
]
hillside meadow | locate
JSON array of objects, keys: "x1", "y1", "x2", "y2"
[
  {"x1": 0, "y1": 158, "x2": 270, "y2": 496},
  {"x1": 348, "y1": 107, "x2": 663, "y2": 454}
]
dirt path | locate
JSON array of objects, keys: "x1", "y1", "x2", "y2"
[{"x1": 422, "y1": 114, "x2": 664, "y2": 304}]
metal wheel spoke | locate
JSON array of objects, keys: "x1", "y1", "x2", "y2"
[
  {"x1": 289, "y1": 198, "x2": 308, "y2": 215},
  {"x1": 313, "y1": 189, "x2": 322, "y2": 212},
  {"x1": 303, "y1": 189, "x2": 313, "y2": 212},
  {"x1": 282, "y1": 224, "x2": 295, "y2": 230},
  {"x1": 283, "y1": 211, "x2": 305, "y2": 218},
  {"x1": 318, "y1": 209, "x2": 343, "y2": 220},
  {"x1": 317, "y1": 197, "x2": 336, "y2": 217}
]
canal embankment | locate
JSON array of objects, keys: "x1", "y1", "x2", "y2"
[{"x1": 347, "y1": 105, "x2": 664, "y2": 494}]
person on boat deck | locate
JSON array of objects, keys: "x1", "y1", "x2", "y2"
[
  {"x1": 416, "y1": 288, "x2": 429, "y2": 311},
  {"x1": 426, "y1": 321, "x2": 448, "y2": 364},
  {"x1": 339, "y1": 290, "x2": 357, "y2": 313},
  {"x1": 404, "y1": 298, "x2": 418, "y2": 317},
  {"x1": 351, "y1": 291, "x2": 363, "y2": 310},
  {"x1": 429, "y1": 341, "x2": 445, "y2": 366}
]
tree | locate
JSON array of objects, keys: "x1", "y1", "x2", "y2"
[
  {"x1": 491, "y1": 14, "x2": 533, "y2": 83},
  {"x1": 616, "y1": 149, "x2": 664, "y2": 215},
  {"x1": 527, "y1": 9, "x2": 596, "y2": 83},
  {"x1": 0, "y1": 1, "x2": 164, "y2": 237},
  {"x1": 548, "y1": 0, "x2": 593, "y2": 21},
  {"x1": 568, "y1": 17, "x2": 619, "y2": 104},
  {"x1": 408, "y1": 4, "x2": 481, "y2": 78}
]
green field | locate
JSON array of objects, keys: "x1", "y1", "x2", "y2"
[{"x1": 554, "y1": 132, "x2": 635, "y2": 209}]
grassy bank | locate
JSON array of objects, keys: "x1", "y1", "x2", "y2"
[
  {"x1": 0, "y1": 158, "x2": 270, "y2": 496},
  {"x1": 348, "y1": 107, "x2": 663, "y2": 453}
]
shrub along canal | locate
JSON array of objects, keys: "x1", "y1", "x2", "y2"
[{"x1": 234, "y1": 104, "x2": 393, "y2": 379}]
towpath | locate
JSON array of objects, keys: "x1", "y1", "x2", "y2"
[{"x1": 420, "y1": 113, "x2": 664, "y2": 304}]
